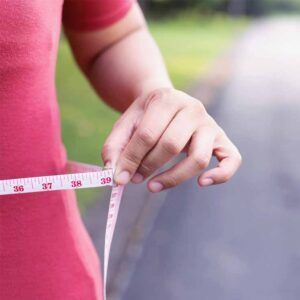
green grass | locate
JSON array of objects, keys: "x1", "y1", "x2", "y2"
[
  {"x1": 56, "y1": 14, "x2": 247, "y2": 211},
  {"x1": 150, "y1": 14, "x2": 247, "y2": 88}
]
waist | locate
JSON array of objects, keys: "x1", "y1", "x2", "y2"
[{"x1": 0, "y1": 100, "x2": 66, "y2": 179}]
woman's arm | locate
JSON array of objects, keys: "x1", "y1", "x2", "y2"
[
  {"x1": 64, "y1": 3, "x2": 242, "y2": 192},
  {"x1": 65, "y1": 4, "x2": 171, "y2": 111}
]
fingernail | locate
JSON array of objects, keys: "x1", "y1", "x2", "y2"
[
  {"x1": 131, "y1": 173, "x2": 144, "y2": 184},
  {"x1": 149, "y1": 181, "x2": 163, "y2": 193},
  {"x1": 115, "y1": 170, "x2": 131, "y2": 185},
  {"x1": 201, "y1": 178, "x2": 214, "y2": 187}
]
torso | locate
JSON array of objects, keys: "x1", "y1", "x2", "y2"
[{"x1": 0, "y1": 1, "x2": 101, "y2": 299}]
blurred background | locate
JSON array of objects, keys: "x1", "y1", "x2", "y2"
[
  {"x1": 56, "y1": 0, "x2": 300, "y2": 211},
  {"x1": 57, "y1": 1, "x2": 300, "y2": 299},
  {"x1": 57, "y1": 0, "x2": 249, "y2": 210}
]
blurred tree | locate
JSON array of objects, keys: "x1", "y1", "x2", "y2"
[
  {"x1": 138, "y1": 0, "x2": 300, "y2": 15},
  {"x1": 263, "y1": 0, "x2": 300, "y2": 12},
  {"x1": 139, "y1": 0, "x2": 149, "y2": 11},
  {"x1": 228, "y1": 0, "x2": 247, "y2": 15}
]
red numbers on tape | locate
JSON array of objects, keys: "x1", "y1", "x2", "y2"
[
  {"x1": 42, "y1": 183, "x2": 52, "y2": 190},
  {"x1": 0, "y1": 167, "x2": 114, "y2": 196},
  {"x1": 13, "y1": 185, "x2": 24, "y2": 193},
  {"x1": 101, "y1": 177, "x2": 112, "y2": 185},
  {"x1": 71, "y1": 180, "x2": 82, "y2": 188}
]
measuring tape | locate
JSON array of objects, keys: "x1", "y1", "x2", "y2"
[{"x1": 0, "y1": 161, "x2": 123, "y2": 300}]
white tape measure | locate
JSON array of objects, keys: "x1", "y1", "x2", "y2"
[{"x1": 0, "y1": 161, "x2": 123, "y2": 300}]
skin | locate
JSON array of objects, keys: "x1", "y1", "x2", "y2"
[{"x1": 65, "y1": 3, "x2": 242, "y2": 193}]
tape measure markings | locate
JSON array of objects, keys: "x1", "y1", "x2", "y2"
[
  {"x1": 0, "y1": 169, "x2": 114, "y2": 196},
  {"x1": 0, "y1": 162, "x2": 122, "y2": 300},
  {"x1": 103, "y1": 184, "x2": 124, "y2": 300}
]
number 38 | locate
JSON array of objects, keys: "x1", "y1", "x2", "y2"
[{"x1": 71, "y1": 180, "x2": 82, "y2": 188}]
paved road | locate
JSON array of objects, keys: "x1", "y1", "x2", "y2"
[{"x1": 85, "y1": 18, "x2": 300, "y2": 300}]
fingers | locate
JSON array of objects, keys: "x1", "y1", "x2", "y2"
[
  {"x1": 101, "y1": 107, "x2": 139, "y2": 167},
  {"x1": 132, "y1": 109, "x2": 200, "y2": 182},
  {"x1": 104, "y1": 87, "x2": 242, "y2": 190},
  {"x1": 114, "y1": 91, "x2": 182, "y2": 184},
  {"x1": 198, "y1": 136, "x2": 242, "y2": 187},
  {"x1": 147, "y1": 127, "x2": 216, "y2": 192}
]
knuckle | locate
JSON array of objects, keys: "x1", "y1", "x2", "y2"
[
  {"x1": 151, "y1": 87, "x2": 172, "y2": 98},
  {"x1": 236, "y1": 151, "x2": 243, "y2": 165},
  {"x1": 139, "y1": 161, "x2": 155, "y2": 176},
  {"x1": 137, "y1": 128, "x2": 156, "y2": 147},
  {"x1": 162, "y1": 174, "x2": 179, "y2": 188},
  {"x1": 161, "y1": 139, "x2": 181, "y2": 155},
  {"x1": 145, "y1": 88, "x2": 172, "y2": 108},
  {"x1": 145, "y1": 90, "x2": 162, "y2": 107},
  {"x1": 229, "y1": 145, "x2": 243, "y2": 167},
  {"x1": 193, "y1": 154, "x2": 210, "y2": 169},
  {"x1": 149, "y1": 89, "x2": 163, "y2": 100},
  {"x1": 194, "y1": 100, "x2": 205, "y2": 111},
  {"x1": 112, "y1": 118, "x2": 122, "y2": 130},
  {"x1": 190, "y1": 100, "x2": 206, "y2": 115},
  {"x1": 219, "y1": 171, "x2": 231, "y2": 183},
  {"x1": 123, "y1": 150, "x2": 140, "y2": 167}
]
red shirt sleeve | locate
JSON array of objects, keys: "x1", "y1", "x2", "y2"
[{"x1": 63, "y1": 0, "x2": 135, "y2": 31}]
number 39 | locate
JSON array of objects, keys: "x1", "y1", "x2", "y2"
[{"x1": 101, "y1": 177, "x2": 112, "y2": 184}]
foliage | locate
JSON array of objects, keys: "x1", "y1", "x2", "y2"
[
  {"x1": 262, "y1": 0, "x2": 300, "y2": 12},
  {"x1": 140, "y1": 0, "x2": 300, "y2": 15}
]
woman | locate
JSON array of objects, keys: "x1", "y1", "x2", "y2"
[{"x1": 0, "y1": 0, "x2": 241, "y2": 299}]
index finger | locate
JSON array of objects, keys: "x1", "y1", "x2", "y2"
[{"x1": 114, "y1": 94, "x2": 180, "y2": 185}]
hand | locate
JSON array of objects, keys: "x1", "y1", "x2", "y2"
[{"x1": 102, "y1": 88, "x2": 242, "y2": 192}]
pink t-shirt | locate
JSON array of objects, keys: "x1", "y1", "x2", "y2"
[{"x1": 0, "y1": 1, "x2": 133, "y2": 299}]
